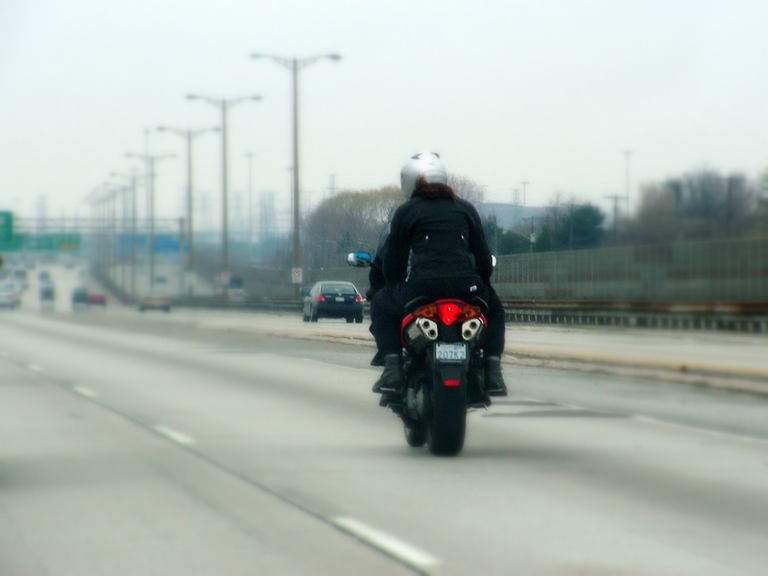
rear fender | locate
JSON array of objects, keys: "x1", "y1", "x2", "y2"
[{"x1": 430, "y1": 362, "x2": 467, "y2": 392}]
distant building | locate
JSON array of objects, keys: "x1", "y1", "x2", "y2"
[{"x1": 477, "y1": 203, "x2": 548, "y2": 230}]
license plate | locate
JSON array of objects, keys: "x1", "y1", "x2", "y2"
[
  {"x1": 434, "y1": 343, "x2": 467, "y2": 363},
  {"x1": 335, "y1": 296, "x2": 345, "y2": 302}
]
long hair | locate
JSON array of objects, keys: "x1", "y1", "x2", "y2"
[{"x1": 411, "y1": 176, "x2": 457, "y2": 201}]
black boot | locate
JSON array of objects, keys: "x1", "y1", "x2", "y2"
[
  {"x1": 484, "y1": 356, "x2": 508, "y2": 397},
  {"x1": 372, "y1": 353, "x2": 404, "y2": 394}
]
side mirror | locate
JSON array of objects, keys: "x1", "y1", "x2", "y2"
[
  {"x1": 346, "y1": 252, "x2": 372, "y2": 267},
  {"x1": 299, "y1": 287, "x2": 311, "y2": 297}
]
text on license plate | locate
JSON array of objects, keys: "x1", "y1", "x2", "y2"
[
  {"x1": 335, "y1": 297, "x2": 345, "y2": 302},
  {"x1": 434, "y1": 343, "x2": 467, "y2": 362}
]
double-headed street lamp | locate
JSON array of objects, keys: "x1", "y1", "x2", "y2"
[
  {"x1": 156, "y1": 125, "x2": 220, "y2": 295},
  {"x1": 187, "y1": 93, "x2": 261, "y2": 295},
  {"x1": 126, "y1": 152, "x2": 175, "y2": 289},
  {"x1": 111, "y1": 170, "x2": 141, "y2": 301},
  {"x1": 250, "y1": 52, "x2": 341, "y2": 295}
]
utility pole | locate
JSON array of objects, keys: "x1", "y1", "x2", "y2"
[
  {"x1": 520, "y1": 181, "x2": 529, "y2": 207},
  {"x1": 604, "y1": 194, "x2": 623, "y2": 240},
  {"x1": 624, "y1": 150, "x2": 632, "y2": 210},
  {"x1": 522, "y1": 216, "x2": 535, "y2": 253}
]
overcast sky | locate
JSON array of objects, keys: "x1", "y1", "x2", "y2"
[{"x1": 1, "y1": 0, "x2": 766, "y2": 230}]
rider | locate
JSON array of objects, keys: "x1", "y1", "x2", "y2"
[{"x1": 368, "y1": 152, "x2": 508, "y2": 399}]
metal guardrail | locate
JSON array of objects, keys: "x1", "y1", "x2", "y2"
[
  {"x1": 502, "y1": 299, "x2": 768, "y2": 333},
  {"x1": 169, "y1": 295, "x2": 768, "y2": 333}
]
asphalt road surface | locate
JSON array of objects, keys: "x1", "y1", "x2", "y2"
[{"x1": 2, "y1": 270, "x2": 768, "y2": 574}]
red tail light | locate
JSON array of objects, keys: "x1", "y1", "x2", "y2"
[
  {"x1": 437, "y1": 303, "x2": 462, "y2": 326},
  {"x1": 444, "y1": 379, "x2": 460, "y2": 387},
  {"x1": 413, "y1": 301, "x2": 482, "y2": 325},
  {"x1": 355, "y1": 294, "x2": 362, "y2": 303},
  {"x1": 316, "y1": 294, "x2": 325, "y2": 302}
]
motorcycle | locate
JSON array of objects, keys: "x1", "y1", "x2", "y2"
[{"x1": 348, "y1": 251, "x2": 491, "y2": 456}]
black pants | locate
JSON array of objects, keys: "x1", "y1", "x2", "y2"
[{"x1": 369, "y1": 276, "x2": 506, "y2": 357}]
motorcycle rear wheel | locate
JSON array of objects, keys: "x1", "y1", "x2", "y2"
[{"x1": 426, "y1": 380, "x2": 467, "y2": 456}]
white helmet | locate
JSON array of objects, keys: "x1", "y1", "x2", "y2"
[{"x1": 400, "y1": 152, "x2": 447, "y2": 200}]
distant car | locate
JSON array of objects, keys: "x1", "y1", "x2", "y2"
[
  {"x1": 302, "y1": 281, "x2": 363, "y2": 323},
  {"x1": 13, "y1": 269, "x2": 28, "y2": 289},
  {"x1": 228, "y1": 277, "x2": 246, "y2": 302},
  {"x1": 39, "y1": 281, "x2": 55, "y2": 302},
  {"x1": 0, "y1": 284, "x2": 21, "y2": 309},
  {"x1": 87, "y1": 292, "x2": 107, "y2": 306},
  {"x1": 38, "y1": 270, "x2": 51, "y2": 282},
  {"x1": 72, "y1": 288, "x2": 89, "y2": 309},
  {"x1": 140, "y1": 287, "x2": 171, "y2": 312}
]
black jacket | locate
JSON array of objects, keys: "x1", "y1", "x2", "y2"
[{"x1": 378, "y1": 196, "x2": 493, "y2": 286}]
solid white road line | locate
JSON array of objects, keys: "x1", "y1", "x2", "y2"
[
  {"x1": 73, "y1": 385, "x2": 98, "y2": 398},
  {"x1": 332, "y1": 516, "x2": 441, "y2": 571},
  {"x1": 633, "y1": 415, "x2": 768, "y2": 445},
  {"x1": 153, "y1": 425, "x2": 196, "y2": 445}
]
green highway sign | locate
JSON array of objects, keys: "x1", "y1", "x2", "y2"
[
  {"x1": 0, "y1": 232, "x2": 81, "y2": 252},
  {"x1": 0, "y1": 211, "x2": 13, "y2": 243}
]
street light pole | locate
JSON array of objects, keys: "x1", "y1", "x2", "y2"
[
  {"x1": 111, "y1": 170, "x2": 140, "y2": 302},
  {"x1": 245, "y1": 152, "x2": 255, "y2": 261},
  {"x1": 250, "y1": 52, "x2": 341, "y2": 296},
  {"x1": 157, "y1": 125, "x2": 219, "y2": 295},
  {"x1": 187, "y1": 94, "x2": 261, "y2": 297},
  {"x1": 126, "y1": 153, "x2": 174, "y2": 290}
]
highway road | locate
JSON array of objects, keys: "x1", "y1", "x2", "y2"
[{"x1": 2, "y1": 267, "x2": 768, "y2": 574}]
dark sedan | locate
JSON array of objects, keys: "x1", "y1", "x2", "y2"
[{"x1": 302, "y1": 281, "x2": 363, "y2": 323}]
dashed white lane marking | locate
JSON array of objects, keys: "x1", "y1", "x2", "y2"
[
  {"x1": 27, "y1": 364, "x2": 43, "y2": 372},
  {"x1": 332, "y1": 516, "x2": 441, "y2": 571},
  {"x1": 73, "y1": 386, "x2": 97, "y2": 398},
  {"x1": 153, "y1": 425, "x2": 196, "y2": 445}
]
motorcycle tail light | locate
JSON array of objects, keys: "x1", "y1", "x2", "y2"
[
  {"x1": 316, "y1": 294, "x2": 325, "y2": 302},
  {"x1": 413, "y1": 303, "x2": 439, "y2": 319},
  {"x1": 438, "y1": 303, "x2": 462, "y2": 326},
  {"x1": 444, "y1": 379, "x2": 460, "y2": 387},
  {"x1": 414, "y1": 301, "x2": 484, "y2": 326},
  {"x1": 459, "y1": 305, "x2": 482, "y2": 319}
]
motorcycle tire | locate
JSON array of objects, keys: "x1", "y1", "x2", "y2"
[
  {"x1": 426, "y1": 375, "x2": 467, "y2": 456},
  {"x1": 403, "y1": 418, "x2": 426, "y2": 448}
]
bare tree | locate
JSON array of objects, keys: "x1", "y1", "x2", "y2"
[
  {"x1": 303, "y1": 186, "x2": 401, "y2": 270},
  {"x1": 448, "y1": 174, "x2": 486, "y2": 204},
  {"x1": 622, "y1": 169, "x2": 757, "y2": 244}
]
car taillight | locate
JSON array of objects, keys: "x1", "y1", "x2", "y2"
[
  {"x1": 355, "y1": 294, "x2": 362, "y2": 303},
  {"x1": 317, "y1": 294, "x2": 325, "y2": 302}
]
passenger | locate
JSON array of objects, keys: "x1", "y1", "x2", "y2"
[{"x1": 368, "y1": 152, "x2": 508, "y2": 399}]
